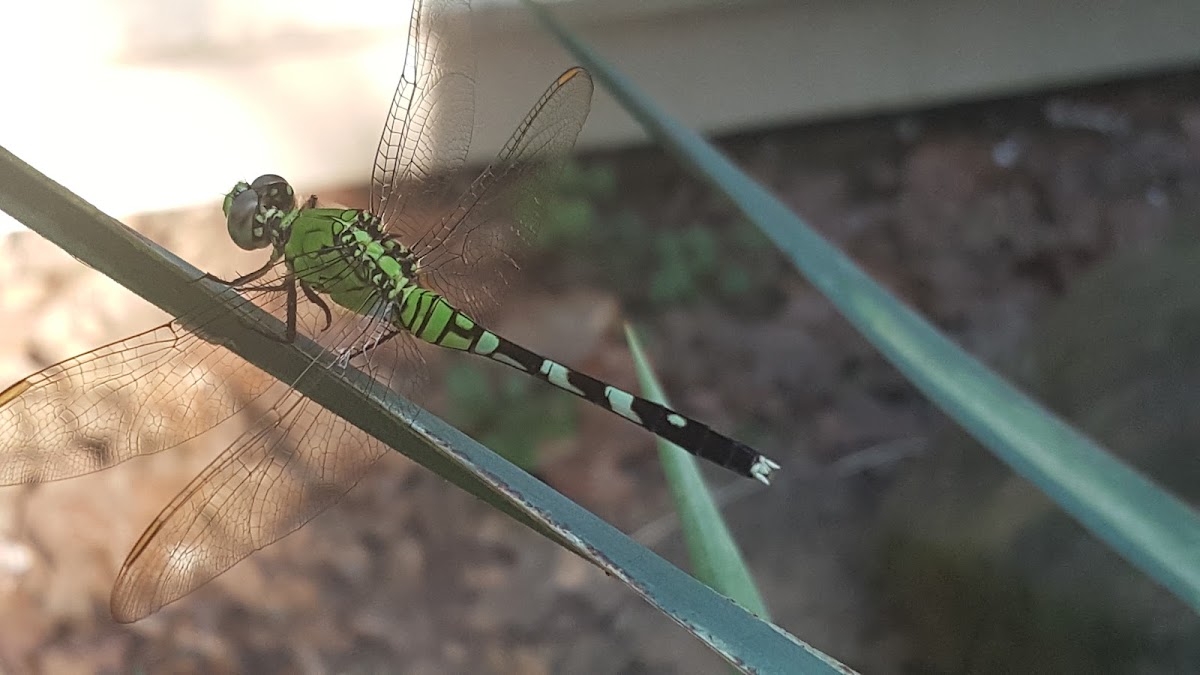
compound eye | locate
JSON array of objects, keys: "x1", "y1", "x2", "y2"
[
  {"x1": 226, "y1": 188, "x2": 266, "y2": 250},
  {"x1": 250, "y1": 174, "x2": 296, "y2": 214}
]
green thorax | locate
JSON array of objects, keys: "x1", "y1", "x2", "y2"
[
  {"x1": 283, "y1": 208, "x2": 418, "y2": 317},
  {"x1": 221, "y1": 177, "x2": 472, "y2": 346}
]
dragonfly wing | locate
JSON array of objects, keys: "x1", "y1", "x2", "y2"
[
  {"x1": 0, "y1": 282, "x2": 296, "y2": 485},
  {"x1": 110, "y1": 267, "x2": 431, "y2": 621},
  {"x1": 406, "y1": 67, "x2": 594, "y2": 319},
  {"x1": 372, "y1": 0, "x2": 474, "y2": 240},
  {"x1": 109, "y1": 387, "x2": 387, "y2": 622}
]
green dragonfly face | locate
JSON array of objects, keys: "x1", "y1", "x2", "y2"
[{"x1": 223, "y1": 173, "x2": 296, "y2": 251}]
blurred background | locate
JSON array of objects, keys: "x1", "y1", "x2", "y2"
[{"x1": 1, "y1": 0, "x2": 1200, "y2": 672}]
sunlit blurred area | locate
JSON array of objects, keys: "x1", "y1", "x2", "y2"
[
  {"x1": 0, "y1": 0, "x2": 415, "y2": 233},
  {"x1": 5, "y1": 0, "x2": 1197, "y2": 231},
  {"x1": 1, "y1": 0, "x2": 1200, "y2": 672}
]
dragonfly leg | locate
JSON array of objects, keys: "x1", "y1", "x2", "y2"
[
  {"x1": 201, "y1": 256, "x2": 279, "y2": 288},
  {"x1": 284, "y1": 276, "x2": 298, "y2": 343},
  {"x1": 233, "y1": 274, "x2": 299, "y2": 345},
  {"x1": 300, "y1": 281, "x2": 333, "y2": 332},
  {"x1": 227, "y1": 273, "x2": 300, "y2": 345},
  {"x1": 359, "y1": 309, "x2": 399, "y2": 368},
  {"x1": 337, "y1": 326, "x2": 402, "y2": 366}
]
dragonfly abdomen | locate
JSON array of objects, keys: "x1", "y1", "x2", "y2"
[
  {"x1": 391, "y1": 286, "x2": 476, "y2": 348},
  {"x1": 404, "y1": 298, "x2": 779, "y2": 483}
]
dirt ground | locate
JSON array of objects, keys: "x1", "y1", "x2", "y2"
[{"x1": 0, "y1": 68, "x2": 1197, "y2": 673}]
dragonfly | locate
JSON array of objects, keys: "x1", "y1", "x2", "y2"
[{"x1": 0, "y1": 0, "x2": 778, "y2": 622}]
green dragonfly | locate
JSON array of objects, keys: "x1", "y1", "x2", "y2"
[{"x1": 0, "y1": 0, "x2": 778, "y2": 622}]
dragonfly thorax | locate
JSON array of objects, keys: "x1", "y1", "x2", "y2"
[
  {"x1": 223, "y1": 174, "x2": 297, "y2": 251},
  {"x1": 334, "y1": 218, "x2": 420, "y2": 290}
]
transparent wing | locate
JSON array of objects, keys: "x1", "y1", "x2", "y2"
[
  {"x1": 109, "y1": 388, "x2": 388, "y2": 622},
  {"x1": 405, "y1": 67, "x2": 594, "y2": 318},
  {"x1": 0, "y1": 274, "x2": 303, "y2": 486},
  {"x1": 372, "y1": 0, "x2": 474, "y2": 240},
  {"x1": 109, "y1": 251, "x2": 434, "y2": 622}
]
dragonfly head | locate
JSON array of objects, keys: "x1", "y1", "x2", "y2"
[{"x1": 223, "y1": 174, "x2": 297, "y2": 251}]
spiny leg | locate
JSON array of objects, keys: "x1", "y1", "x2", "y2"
[
  {"x1": 232, "y1": 273, "x2": 300, "y2": 345},
  {"x1": 300, "y1": 281, "x2": 333, "y2": 332},
  {"x1": 333, "y1": 298, "x2": 404, "y2": 369},
  {"x1": 201, "y1": 255, "x2": 280, "y2": 288},
  {"x1": 278, "y1": 259, "x2": 353, "y2": 342},
  {"x1": 338, "y1": 327, "x2": 403, "y2": 365},
  {"x1": 284, "y1": 275, "x2": 298, "y2": 343},
  {"x1": 216, "y1": 271, "x2": 301, "y2": 345},
  {"x1": 206, "y1": 246, "x2": 355, "y2": 344}
]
